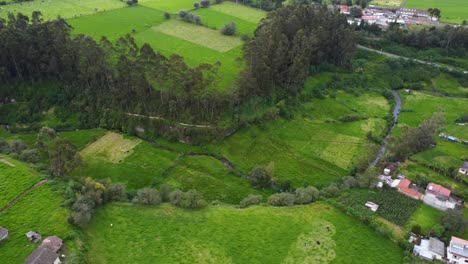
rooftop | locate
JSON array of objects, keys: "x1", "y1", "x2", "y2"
[
  {"x1": 450, "y1": 236, "x2": 468, "y2": 258},
  {"x1": 24, "y1": 245, "x2": 59, "y2": 264},
  {"x1": 0, "y1": 227, "x2": 8, "y2": 240},
  {"x1": 461, "y1": 161, "x2": 468, "y2": 169},
  {"x1": 428, "y1": 238, "x2": 445, "y2": 257},
  {"x1": 426, "y1": 183, "x2": 451, "y2": 197},
  {"x1": 42, "y1": 236, "x2": 63, "y2": 252}
]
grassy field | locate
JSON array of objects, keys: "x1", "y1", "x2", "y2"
[
  {"x1": 209, "y1": 2, "x2": 265, "y2": 23},
  {"x1": 405, "y1": 0, "x2": 468, "y2": 23},
  {"x1": 163, "y1": 155, "x2": 268, "y2": 204},
  {"x1": 0, "y1": 181, "x2": 78, "y2": 263},
  {"x1": 84, "y1": 202, "x2": 404, "y2": 264},
  {"x1": 405, "y1": 204, "x2": 443, "y2": 234},
  {"x1": 193, "y1": 7, "x2": 260, "y2": 36},
  {"x1": 0, "y1": 155, "x2": 43, "y2": 209},
  {"x1": 68, "y1": 5, "x2": 166, "y2": 42},
  {"x1": 0, "y1": 0, "x2": 126, "y2": 20},
  {"x1": 395, "y1": 91, "x2": 468, "y2": 170},
  {"x1": 58, "y1": 128, "x2": 106, "y2": 149},
  {"x1": 139, "y1": 0, "x2": 200, "y2": 13},
  {"x1": 154, "y1": 20, "x2": 243, "y2": 52},
  {"x1": 370, "y1": 0, "x2": 401, "y2": 7}
]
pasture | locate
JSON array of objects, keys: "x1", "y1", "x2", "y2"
[
  {"x1": 369, "y1": 0, "x2": 402, "y2": 7},
  {"x1": 209, "y1": 2, "x2": 265, "y2": 23},
  {"x1": 139, "y1": 0, "x2": 198, "y2": 13},
  {"x1": 83, "y1": 203, "x2": 404, "y2": 263},
  {"x1": 80, "y1": 132, "x2": 142, "y2": 164},
  {"x1": 0, "y1": 0, "x2": 126, "y2": 20},
  {"x1": 0, "y1": 155, "x2": 43, "y2": 209},
  {"x1": 193, "y1": 7, "x2": 260, "y2": 36},
  {"x1": 405, "y1": 0, "x2": 468, "y2": 23},
  {"x1": 0, "y1": 181, "x2": 77, "y2": 264},
  {"x1": 154, "y1": 20, "x2": 243, "y2": 52}
]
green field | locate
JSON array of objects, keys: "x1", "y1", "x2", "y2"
[
  {"x1": 0, "y1": 0, "x2": 126, "y2": 20},
  {"x1": 405, "y1": 204, "x2": 443, "y2": 234},
  {"x1": 405, "y1": 0, "x2": 468, "y2": 23},
  {"x1": 139, "y1": 0, "x2": 200, "y2": 13},
  {"x1": 395, "y1": 91, "x2": 468, "y2": 170},
  {"x1": 193, "y1": 7, "x2": 260, "y2": 36},
  {"x1": 84, "y1": 203, "x2": 404, "y2": 263},
  {"x1": 0, "y1": 155, "x2": 43, "y2": 209},
  {"x1": 209, "y1": 2, "x2": 265, "y2": 23},
  {"x1": 67, "y1": 6, "x2": 166, "y2": 42},
  {"x1": 154, "y1": 19, "x2": 243, "y2": 52}
]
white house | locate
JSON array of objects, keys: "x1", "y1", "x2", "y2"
[
  {"x1": 459, "y1": 161, "x2": 468, "y2": 176},
  {"x1": 447, "y1": 236, "x2": 468, "y2": 264},
  {"x1": 413, "y1": 237, "x2": 445, "y2": 261}
]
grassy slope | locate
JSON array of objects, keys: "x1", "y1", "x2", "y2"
[
  {"x1": 0, "y1": 155, "x2": 42, "y2": 208},
  {"x1": 209, "y1": 2, "x2": 265, "y2": 23},
  {"x1": 58, "y1": 128, "x2": 107, "y2": 150},
  {"x1": 84, "y1": 203, "x2": 404, "y2": 264},
  {"x1": 206, "y1": 92, "x2": 390, "y2": 187},
  {"x1": 0, "y1": 0, "x2": 126, "y2": 20},
  {"x1": 0, "y1": 176, "x2": 75, "y2": 264},
  {"x1": 405, "y1": 0, "x2": 468, "y2": 23},
  {"x1": 193, "y1": 7, "x2": 260, "y2": 36},
  {"x1": 139, "y1": 0, "x2": 200, "y2": 13}
]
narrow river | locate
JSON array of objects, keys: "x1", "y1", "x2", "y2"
[{"x1": 370, "y1": 90, "x2": 402, "y2": 166}]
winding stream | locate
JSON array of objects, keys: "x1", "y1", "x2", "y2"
[{"x1": 370, "y1": 90, "x2": 402, "y2": 166}]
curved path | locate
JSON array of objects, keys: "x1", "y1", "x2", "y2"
[
  {"x1": 371, "y1": 90, "x2": 401, "y2": 166},
  {"x1": 0, "y1": 180, "x2": 48, "y2": 214}
]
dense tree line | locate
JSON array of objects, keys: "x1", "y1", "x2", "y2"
[
  {"x1": 0, "y1": 12, "x2": 230, "y2": 127},
  {"x1": 240, "y1": 4, "x2": 357, "y2": 98},
  {"x1": 385, "y1": 24, "x2": 468, "y2": 50}
]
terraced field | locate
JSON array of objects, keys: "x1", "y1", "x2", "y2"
[{"x1": 84, "y1": 203, "x2": 404, "y2": 264}]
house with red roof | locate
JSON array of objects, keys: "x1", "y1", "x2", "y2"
[
  {"x1": 336, "y1": 5, "x2": 350, "y2": 15},
  {"x1": 423, "y1": 183, "x2": 460, "y2": 211},
  {"x1": 397, "y1": 179, "x2": 424, "y2": 200},
  {"x1": 447, "y1": 236, "x2": 468, "y2": 264}
]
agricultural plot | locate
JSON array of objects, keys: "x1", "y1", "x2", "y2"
[
  {"x1": 406, "y1": 204, "x2": 443, "y2": 234},
  {"x1": 58, "y1": 129, "x2": 106, "y2": 150},
  {"x1": 0, "y1": 0, "x2": 126, "y2": 20},
  {"x1": 154, "y1": 20, "x2": 243, "y2": 52},
  {"x1": 369, "y1": 0, "x2": 402, "y2": 7},
  {"x1": 68, "y1": 6, "x2": 166, "y2": 42},
  {"x1": 75, "y1": 133, "x2": 176, "y2": 189},
  {"x1": 340, "y1": 190, "x2": 421, "y2": 225},
  {"x1": 193, "y1": 8, "x2": 260, "y2": 36},
  {"x1": 139, "y1": 0, "x2": 200, "y2": 13},
  {"x1": 405, "y1": 0, "x2": 468, "y2": 23},
  {"x1": 83, "y1": 203, "x2": 404, "y2": 263},
  {"x1": 0, "y1": 156, "x2": 42, "y2": 209},
  {"x1": 0, "y1": 182, "x2": 77, "y2": 264},
  {"x1": 206, "y1": 92, "x2": 390, "y2": 187},
  {"x1": 209, "y1": 2, "x2": 265, "y2": 23},
  {"x1": 163, "y1": 155, "x2": 267, "y2": 204}
]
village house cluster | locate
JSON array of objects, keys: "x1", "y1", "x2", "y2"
[
  {"x1": 372, "y1": 162, "x2": 467, "y2": 262},
  {"x1": 0, "y1": 228, "x2": 65, "y2": 264},
  {"x1": 336, "y1": 4, "x2": 440, "y2": 29}
]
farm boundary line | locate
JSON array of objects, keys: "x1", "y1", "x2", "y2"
[{"x1": 0, "y1": 180, "x2": 48, "y2": 214}]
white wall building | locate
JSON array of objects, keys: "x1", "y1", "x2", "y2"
[{"x1": 447, "y1": 236, "x2": 468, "y2": 264}]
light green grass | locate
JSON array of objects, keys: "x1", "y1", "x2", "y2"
[
  {"x1": 406, "y1": 204, "x2": 443, "y2": 234},
  {"x1": 163, "y1": 155, "x2": 268, "y2": 204},
  {"x1": 139, "y1": 0, "x2": 201, "y2": 13},
  {"x1": 133, "y1": 28, "x2": 243, "y2": 89},
  {"x1": 0, "y1": 182, "x2": 77, "y2": 264},
  {"x1": 68, "y1": 5, "x2": 166, "y2": 42},
  {"x1": 0, "y1": 0, "x2": 126, "y2": 20},
  {"x1": 0, "y1": 155, "x2": 43, "y2": 208},
  {"x1": 370, "y1": 0, "x2": 401, "y2": 7},
  {"x1": 84, "y1": 202, "x2": 404, "y2": 263},
  {"x1": 209, "y1": 2, "x2": 265, "y2": 23},
  {"x1": 405, "y1": 0, "x2": 468, "y2": 23},
  {"x1": 154, "y1": 19, "x2": 243, "y2": 52},
  {"x1": 193, "y1": 7, "x2": 259, "y2": 36},
  {"x1": 73, "y1": 141, "x2": 178, "y2": 189}
]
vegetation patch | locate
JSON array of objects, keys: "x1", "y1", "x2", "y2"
[
  {"x1": 139, "y1": 0, "x2": 199, "y2": 13},
  {"x1": 83, "y1": 203, "x2": 404, "y2": 263},
  {"x1": 154, "y1": 20, "x2": 243, "y2": 52},
  {"x1": 209, "y1": 2, "x2": 265, "y2": 23},
  {"x1": 193, "y1": 7, "x2": 259, "y2": 36},
  {"x1": 0, "y1": 0, "x2": 126, "y2": 19},
  {"x1": 80, "y1": 132, "x2": 141, "y2": 163},
  {"x1": 405, "y1": 0, "x2": 468, "y2": 23}
]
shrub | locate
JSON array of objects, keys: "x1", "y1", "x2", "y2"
[
  {"x1": 164, "y1": 12, "x2": 171, "y2": 19},
  {"x1": 0, "y1": 138, "x2": 9, "y2": 153},
  {"x1": 132, "y1": 188, "x2": 161, "y2": 205},
  {"x1": 200, "y1": 0, "x2": 210, "y2": 8},
  {"x1": 340, "y1": 176, "x2": 358, "y2": 190},
  {"x1": 249, "y1": 165, "x2": 272, "y2": 189},
  {"x1": 179, "y1": 10, "x2": 188, "y2": 18},
  {"x1": 215, "y1": 0, "x2": 222, "y2": 3},
  {"x1": 10, "y1": 139, "x2": 27, "y2": 154},
  {"x1": 241, "y1": 34, "x2": 250, "y2": 42},
  {"x1": 239, "y1": 194, "x2": 263, "y2": 208},
  {"x1": 105, "y1": 183, "x2": 127, "y2": 202},
  {"x1": 411, "y1": 224, "x2": 422, "y2": 235},
  {"x1": 194, "y1": 2, "x2": 200, "y2": 8},
  {"x1": 268, "y1": 192, "x2": 295, "y2": 207},
  {"x1": 221, "y1": 22, "x2": 237, "y2": 36},
  {"x1": 320, "y1": 184, "x2": 340, "y2": 198},
  {"x1": 170, "y1": 189, "x2": 207, "y2": 209},
  {"x1": 19, "y1": 149, "x2": 40, "y2": 163},
  {"x1": 294, "y1": 186, "x2": 319, "y2": 204},
  {"x1": 159, "y1": 184, "x2": 171, "y2": 202},
  {"x1": 194, "y1": 15, "x2": 202, "y2": 25}
]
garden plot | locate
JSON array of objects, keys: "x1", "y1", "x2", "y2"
[
  {"x1": 153, "y1": 20, "x2": 243, "y2": 52},
  {"x1": 80, "y1": 132, "x2": 141, "y2": 163}
]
